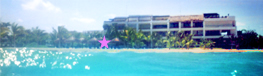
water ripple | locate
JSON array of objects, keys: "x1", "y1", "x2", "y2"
[{"x1": 0, "y1": 48, "x2": 90, "y2": 70}]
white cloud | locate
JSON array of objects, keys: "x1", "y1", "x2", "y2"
[
  {"x1": 108, "y1": 14, "x2": 116, "y2": 18},
  {"x1": 17, "y1": 19, "x2": 23, "y2": 22},
  {"x1": 236, "y1": 22, "x2": 245, "y2": 26},
  {"x1": 71, "y1": 18, "x2": 95, "y2": 23},
  {"x1": 21, "y1": 0, "x2": 61, "y2": 12}
]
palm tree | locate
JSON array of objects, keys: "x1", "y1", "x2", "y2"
[
  {"x1": 31, "y1": 27, "x2": 48, "y2": 46},
  {"x1": 0, "y1": 22, "x2": 11, "y2": 46},
  {"x1": 0, "y1": 22, "x2": 10, "y2": 37},
  {"x1": 104, "y1": 24, "x2": 121, "y2": 40},
  {"x1": 172, "y1": 31, "x2": 196, "y2": 49},
  {"x1": 134, "y1": 30, "x2": 146, "y2": 48},
  {"x1": 163, "y1": 31, "x2": 176, "y2": 49},
  {"x1": 119, "y1": 28, "x2": 137, "y2": 48},
  {"x1": 68, "y1": 31, "x2": 84, "y2": 48},
  {"x1": 174, "y1": 31, "x2": 185, "y2": 48},
  {"x1": 50, "y1": 27, "x2": 58, "y2": 47},
  {"x1": 199, "y1": 39, "x2": 215, "y2": 49},
  {"x1": 237, "y1": 29, "x2": 258, "y2": 49},
  {"x1": 51, "y1": 26, "x2": 69, "y2": 48},
  {"x1": 184, "y1": 34, "x2": 195, "y2": 49},
  {"x1": 149, "y1": 32, "x2": 163, "y2": 48},
  {"x1": 10, "y1": 23, "x2": 25, "y2": 47},
  {"x1": 118, "y1": 27, "x2": 147, "y2": 48}
]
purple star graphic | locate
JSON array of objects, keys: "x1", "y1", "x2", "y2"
[{"x1": 98, "y1": 36, "x2": 111, "y2": 48}]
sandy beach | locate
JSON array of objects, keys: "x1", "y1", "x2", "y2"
[{"x1": 1, "y1": 47, "x2": 262, "y2": 53}]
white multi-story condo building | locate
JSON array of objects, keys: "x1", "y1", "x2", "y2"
[{"x1": 103, "y1": 13, "x2": 237, "y2": 39}]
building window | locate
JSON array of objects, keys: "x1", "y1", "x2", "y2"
[
  {"x1": 128, "y1": 24, "x2": 137, "y2": 29},
  {"x1": 153, "y1": 24, "x2": 167, "y2": 29},
  {"x1": 206, "y1": 30, "x2": 221, "y2": 36},
  {"x1": 182, "y1": 22, "x2": 191, "y2": 28},
  {"x1": 193, "y1": 22, "x2": 203, "y2": 27},
  {"x1": 128, "y1": 18, "x2": 138, "y2": 22},
  {"x1": 139, "y1": 17, "x2": 151, "y2": 22},
  {"x1": 139, "y1": 24, "x2": 150, "y2": 29},
  {"x1": 113, "y1": 18, "x2": 127, "y2": 22},
  {"x1": 193, "y1": 30, "x2": 203, "y2": 36},
  {"x1": 153, "y1": 16, "x2": 169, "y2": 21},
  {"x1": 170, "y1": 22, "x2": 179, "y2": 28}
]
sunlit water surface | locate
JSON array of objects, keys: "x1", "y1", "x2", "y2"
[{"x1": 0, "y1": 48, "x2": 263, "y2": 76}]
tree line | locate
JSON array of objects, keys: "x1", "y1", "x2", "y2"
[{"x1": 1, "y1": 21, "x2": 263, "y2": 49}]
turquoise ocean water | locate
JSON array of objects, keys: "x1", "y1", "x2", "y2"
[{"x1": 1, "y1": 48, "x2": 263, "y2": 76}]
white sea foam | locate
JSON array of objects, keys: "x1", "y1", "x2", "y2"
[
  {"x1": 70, "y1": 53, "x2": 75, "y2": 56},
  {"x1": 25, "y1": 58, "x2": 37, "y2": 67},
  {"x1": 14, "y1": 61, "x2": 21, "y2": 66},
  {"x1": 39, "y1": 61, "x2": 46, "y2": 68},
  {"x1": 4, "y1": 59, "x2": 10, "y2": 66},
  {"x1": 66, "y1": 56, "x2": 69, "y2": 59},
  {"x1": 85, "y1": 65, "x2": 90, "y2": 70},
  {"x1": 0, "y1": 49, "x2": 3, "y2": 53},
  {"x1": 52, "y1": 61, "x2": 57, "y2": 66},
  {"x1": 63, "y1": 64, "x2": 72, "y2": 69},
  {"x1": 34, "y1": 54, "x2": 40, "y2": 59},
  {"x1": 0, "y1": 60, "x2": 3, "y2": 66},
  {"x1": 73, "y1": 61, "x2": 78, "y2": 65},
  {"x1": 39, "y1": 51, "x2": 47, "y2": 53}
]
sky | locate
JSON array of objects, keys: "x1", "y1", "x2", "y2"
[{"x1": 1, "y1": 0, "x2": 263, "y2": 35}]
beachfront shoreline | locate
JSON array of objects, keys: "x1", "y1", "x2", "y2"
[{"x1": 1, "y1": 47, "x2": 262, "y2": 53}]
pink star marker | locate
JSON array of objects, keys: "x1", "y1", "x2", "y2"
[{"x1": 98, "y1": 36, "x2": 111, "y2": 49}]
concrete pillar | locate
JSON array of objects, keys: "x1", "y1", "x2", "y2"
[
  {"x1": 167, "y1": 20, "x2": 170, "y2": 32},
  {"x1": 150, "y1": 20, "x2": 153, "y2": 35},
  {"x1": 191, "y1": 21, "x2": 193, "y2": 34},
  {"x1": 136, "y1": 18, "x2": 139, "y2": 32},
  {"x1": 179, "y1": 22, "x2": 182, "y2": 32},
  {"x1": 235, "y1": 26, "x2": 238, "y2": 37},
  {"x1": 203, "y1": 21, "x2": 206, "y2": 39},
  {"x1": 125, "y1": 22, "x2": 128, "y2": 28},
  {"x1": 136, "y1": 23, "x2": 139, "y2": 32}
]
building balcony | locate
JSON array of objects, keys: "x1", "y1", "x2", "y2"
[
  {"x1": 153, "y1": 25, "x2": 167, "y2": 29},
  {"x1": 204, "y1": 16, "x2": 235, "y2": 21},
  {"x1": 205, "y1": 27, "x2": 236, "y2": 30},
  {"x1": 104, "y1": 21, "x2": 112, "y2": 24},
  {"x1": 192, "y1": 36, "x2": 203, "y2": 39},
  {"x1": 152, "y1": 29, "x2": 168, "y2": 31},
  {"x1": 170, "y1": 22, "x2": 179, "y2": 28},
  {"x1": 152, "y1": 20, "x2": 167, "y2": 23},
  {"x1": 193, "y1": 22, "x2": 203, "y2": 28}
]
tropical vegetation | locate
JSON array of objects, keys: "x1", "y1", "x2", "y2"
[{"x1": 1, "y1": 21, "x2": 263, "y2": 49}]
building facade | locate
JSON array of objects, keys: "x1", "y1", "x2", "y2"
[{"x1": 103, "y1": 13, "x2": 237, "y2": 39}]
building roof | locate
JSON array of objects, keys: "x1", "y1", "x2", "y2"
[{"x1": 169, "y1": 15, "x2": 204, "y2": 22}]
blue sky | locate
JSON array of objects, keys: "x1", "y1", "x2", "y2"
[{"x1": 1, "y1": 0, "x2": 263, "y2": 35}]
